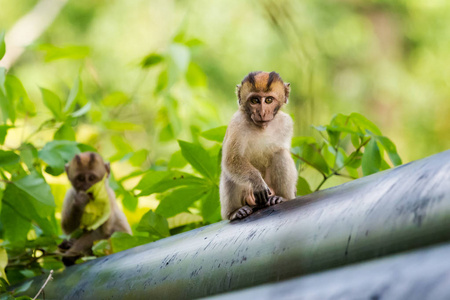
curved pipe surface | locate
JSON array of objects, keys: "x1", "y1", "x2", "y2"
[{"x1": 18, "y1": 150, "x2": 450, "y2": 299}]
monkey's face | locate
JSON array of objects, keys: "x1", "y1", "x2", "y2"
[
  {"x1": 66, "y1": 152, "x2": 110, "y2": 192},
  {"x1": 244, "y1": 92, "x2": 283, "y2": 128},
  {"x1": 237, "y1": 72, "x2": 290, "y2": 128},
  {"x1": 71, "y1": 170, "x2": 104, "y2": 192}
]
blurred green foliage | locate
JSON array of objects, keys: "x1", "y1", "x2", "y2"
[{"x1": 0, "y1": 0, "x2": 446, "y2": 295}]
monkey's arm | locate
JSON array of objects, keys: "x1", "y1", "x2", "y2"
[
  {"x1": 223, "y1": 139, "x2": 271, "y2": 205},
  {"x1": 61, "y1": 189, "x2": 90, "y2": 234}
]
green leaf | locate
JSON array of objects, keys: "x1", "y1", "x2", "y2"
[
  {"x1": 136, "y1": 170, "x2": 207, "y2": 197},
  {"x1": 0, "y1": 125, "x2": 12, "y2": 144},
  {"x1": 346, "y1": 151, "x2": 363, "y2": 169},
  {"x1": 110, "y1": 232, "x2": 153, "y2": 253},
  {"x1": 101, "y1": 92, "x2": 130, "y2": 107},
  {"x1": 38, "y1": 44, "x2": 90, "y2": 61},
  {"x1": 0, "y1": 247, "x2": 8, "y2": 284},
  {"x1": 346, "y1": 166, "x2": 359, "y2": 179},
  {"x1": 0, "y1": 68, "x2": 15, "y2": 125},
  {"x1": 156, "y1": 186, "x2": 208, "y2": 218},
  {"x1": 136, "y1": 210, "x2": 170, "y2": 237},
  {"x1": 13, "y1": 280, "x2": 33, "y2": 295},
  {"x1": 0, "y1": 278, "x2": 8, "y2": 293},
  {"x1": 40, "y1": 256, "x2": 64, "y2": 271},
  {"x1": 0, "y1": 31, "x2": 5, "y2": 60},
  {"x1": 0, "y1": 150, "x2": 20, "y2": 167},
  {"x1": 39, "y1": 140, "x2": 80, "y2": 176},
  {"x1": 351, "y1": 133, "x2": 360, "y2": 148},
  {"x1": 82, "y1": 176, "x2": 111, "y2": 231},
  {"x1": 167, "y1": 212, "x2": 203, "y2": 229},
  {"x1": 0, "y1": 203, "x2": 31, "y2": 242},
  {"x1": 291, "y1": 136, "x2": 316, "y2": 147},
  {"x1": 155, "y1": 69, "x2": 168, "y2": 94},
  {"x1": 71, "y1": 102, "x2": 91, "y2": 117},
  {"x1": 296, "y1": 176, "x2": 312, "y2": 196},
  {"x1": 129, "y1": 149, "x2": 149, "y2": 167},
  {"x1": 361, "y1": 139, "x2": 381, "y2": 176},
  {"x1": 201, "y1": 185, "x2": 220, "y2": 223},
  {"x1": 122, "y1": 191, "x2": 138, "y2": 212},
  {"x1": 350, "y1": 113, "x2": 382, "y2": 136},
  {"x1": 92, "y1": 239, "x2": 110, "y2": 256},
  {"x1": 54, "y1": 122, "x2": 76, "y2": 141},
  {"x1": 76, "y1": 143, "x2": 97, "y2": 153},
  {"x1": 376, "y1": 136, "x2": 402, "y2": 166},
  {"x1": 5, "y1": 75, "x2": 35, "y2": 117},
  {"x1": 40, "y1": 88, "x2": 63, "y2": 120},
  {"x1": 135, "y1": 170, "x2": 171, "y2": 193},
  {"x1": 141, "y1": 53, "x2": 164, "y2": 68},
  {"x1": 200, "y1": 126, "x2": 227, "y2": 143},
  {"x1": 186, "y1": 62, "x2": 207, "y2": 87},
  {"x1": 168, "y1": 150, "x2": 187, "y2": 169},
  {"x1": 293, "y1": 144, "x2": 330, "y2": 176},
  {"x1": 64, "y1": 76, "x2": 82, "y2": 112},
  {"x1": 13, "y1": 173, "x2": 55, "y2": 207},
  {"x1": 178, "y1": 140, "x2": 217, "y2": 180},
  {"x1": 184, "y1": 38, "x2": 203, "y2": 48}
]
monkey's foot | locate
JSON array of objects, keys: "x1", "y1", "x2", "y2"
[
  {"x1": 265, "y1": 195, "x2": 286, "y2": 207},
  {"x1": 62, "y1": 255, "x2": 81, "y2": 267},
  {"x1": 230, "y1": 205, "x2": 253, "y2": 220},
  {"x1": 58, "y1": 239, "x2": 74, "y2": 252}
]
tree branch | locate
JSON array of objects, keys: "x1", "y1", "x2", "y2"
[{"x1": 0, "y1": 0, "x2": 69, "y2": 69}]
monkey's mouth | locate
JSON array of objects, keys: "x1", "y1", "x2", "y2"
[{"x1": 253, "y1": 119, "x2": 272, "y2": 127}]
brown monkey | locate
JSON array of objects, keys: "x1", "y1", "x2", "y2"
[
  {"x1": 220, "y1": 71, "x2": 298, "y2": 220},
  {"x1": 60, "y1": 152, "x2": 131, "y2": 265}
]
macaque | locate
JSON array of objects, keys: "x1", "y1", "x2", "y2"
[
  {"x1": 220, "y1": 71, "x2": 298, "y2": 220},
  {"x1": 59, "y1": 152, "x2": 131, "y2": 265}
]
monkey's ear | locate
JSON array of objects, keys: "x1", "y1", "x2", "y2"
[
  {"x1": 105, "y1": 162, "x2": 111, "y2": 176},
  {"x1": 236, "y1": 84, "x2": 242, "y2": 104},
  {"x1": 284, "y1": 82, "x2": 291, "y2": 103}
]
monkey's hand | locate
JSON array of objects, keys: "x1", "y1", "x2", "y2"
[
  {"x1": 230, "y1": 205, "x2": 253, "y2": 220},
  {"x1": 74, "y1": 191, "x2": 92, "y2": 208},
  {"x1": 253, "y1": 185, "x2": 271, "y2": 206},
  {"x1": 266, "y1": 195, "x2": 286, "y2": 207}
]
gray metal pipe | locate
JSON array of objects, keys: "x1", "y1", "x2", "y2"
[
  {"x1": 207, "y1": 242, "x2": 450, "y2": 300},
  {"x1": 18, "y1": 150, "x2": 450, "y2": 299}
]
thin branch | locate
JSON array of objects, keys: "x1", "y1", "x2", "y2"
[
  {"x1": 291, "y1": 152, "x2": 326, "y2": 178},
  {"x1": 314, "y1": 174, "x2": 328, "y2": 191},
  {"x1": 33, "y1": 270, "x2": 53, "y2": 300},
  {"x1": 0, "y1": 0, "x2": 69, "y2": 69}
]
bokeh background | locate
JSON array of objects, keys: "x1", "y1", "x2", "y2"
[
  {"x1": 0, "y1": 0, "x2": 449, "y2": 282},
  {"x1": 2, "y1": 0, "x2": 449, "y2": 161}
]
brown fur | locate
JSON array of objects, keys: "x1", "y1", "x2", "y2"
[
  {"x1": 60, "y1": 152, "x2": 131, "y2": 265},
  {"x1": 220, "y1": 72, "x2": 297, "y2": 220}
]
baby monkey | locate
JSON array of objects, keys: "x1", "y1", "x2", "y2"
[
  {"x1": 60, "y1": 152, "x2": 131, "y2": 265},
  {"x1": 220, "y1": 71, "x2": 297, "y2": 220}
]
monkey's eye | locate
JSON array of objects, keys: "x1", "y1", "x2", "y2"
[
  {"x1": 77, "y1": 174, "x2": 85, "y2": 182},
  {"x1": 265, "y1": 97, "x2": 274, "y2": 104},
  {"x1": 89, "y1": 175, "x2": 96, "y2": 181},
  {"x1": 250, "y1": 98, "x2": 260, "y2": 104}
]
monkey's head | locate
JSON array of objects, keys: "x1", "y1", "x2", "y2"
[
  {"x1": 65, "y1": 152, "x2": 110, "y2": 192},
  {"x1": 237, "y1": 71, "x2": 290, "y2": 128}
]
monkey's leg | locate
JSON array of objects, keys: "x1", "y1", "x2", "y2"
[
  {"x1": 62, "y1": 229, "x2": 105, "y2": 266},
  {"x1": 265, "y1": 149, "x2": 298, "y2": 206},
  {"x1": 220, "y1": 175, "x2": 253, "y2": 220}
]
